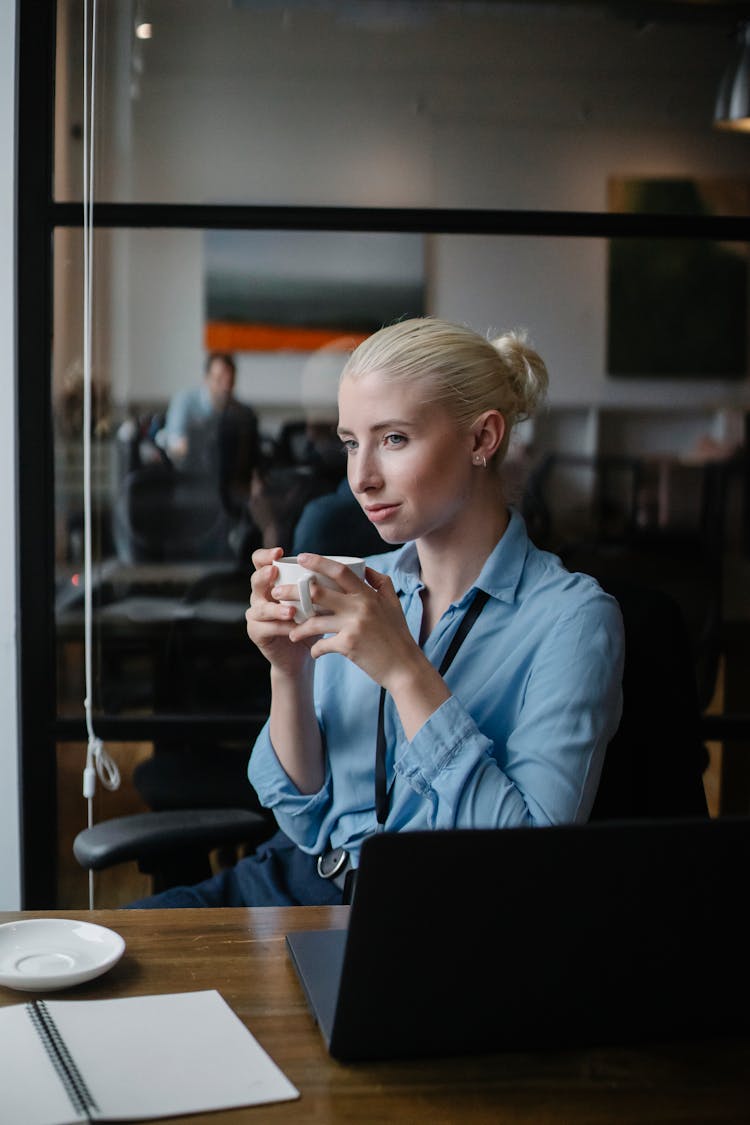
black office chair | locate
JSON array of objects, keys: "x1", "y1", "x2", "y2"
[
  {"x1": 590, "y1": 579, "x2": 709, "y2": 821},
  {"x1": 73, "y1": 716, "x2": 278, "y2": 893},
  {"x1": 524, "y1": 451, "x2": 730, "y2": 714},
  {"x1": 73, "y1": 567, "x2": 277, "y2": 893},
  {"x1": 112, "y1": 462, "x2": 238, "y2": 564},
  {"x1": 73, "y1": 806, "x2": 274, "y2": 893}
]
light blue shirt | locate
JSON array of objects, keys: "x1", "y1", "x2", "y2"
[
  {"x1": 248, "y1": 508, "x2": 624, "y2": 865},
  {"x1": 163, "y1": 385, "x2": 214, "y2": 439}
]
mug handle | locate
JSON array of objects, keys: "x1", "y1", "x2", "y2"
[{"x1": 298, "y1": 574, "x2": 315, "y2": 621}]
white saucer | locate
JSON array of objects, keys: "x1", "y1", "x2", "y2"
[{"x1": 0, "y1": 919, "x2": 126, "y2": 992}]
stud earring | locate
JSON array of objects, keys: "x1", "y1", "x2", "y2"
[{"x1": 473, "y1": 454, "x2": 487, "y2": 468}]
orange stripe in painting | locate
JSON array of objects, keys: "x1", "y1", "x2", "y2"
[{"x1": 205, "y1": 321, "x2": 368, "y2": 352}]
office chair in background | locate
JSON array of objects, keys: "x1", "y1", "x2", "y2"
[
  {"x1": 589, "y1": 579, "x2": 708, "y2": 820},
  {"x1": 112, "y1": 462, "x2": 238, "y2": 564},
  {"x1": 523, "y1": 451, "x2": 731, "y2": 713},
  {"x1": 73, "y1": 564, "x2": 277, "y2": 894}
]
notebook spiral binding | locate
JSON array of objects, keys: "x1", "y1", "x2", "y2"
[{"x1": 26, "y1": 1000, "x2": 99, "y2": 1122}]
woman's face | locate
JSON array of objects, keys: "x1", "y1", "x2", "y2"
[{"x1": 337, "y1": 370, "x2": 476, "y2": 546}]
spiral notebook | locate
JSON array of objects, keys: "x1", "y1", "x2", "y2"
[{"x1": 0, "y1": 989, "x2": 298, "y2": 1124}]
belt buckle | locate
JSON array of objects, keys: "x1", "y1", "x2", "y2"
[{"x1": 317, "y1": 846, "x2": 348, "y2": 880}]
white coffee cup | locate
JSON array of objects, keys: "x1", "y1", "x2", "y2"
[{"x1": 275, "y1": 555, "x2": 366, "y2": 624}]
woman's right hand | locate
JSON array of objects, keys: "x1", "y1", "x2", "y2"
[
  {"x1": 247, "y1": 547, "x2": 324, "y2": 792},
  {"x1": 245, "y1": 546, "x2": 315, "y2": 677}
]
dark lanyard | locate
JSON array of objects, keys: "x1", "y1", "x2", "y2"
[{"x1": 374, "y1": 588, "x2": 490, "y2": 828}]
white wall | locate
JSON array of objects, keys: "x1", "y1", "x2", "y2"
[
  {"x1": 0, "y1": 0, "x2": 21, "y2": 910},
  {"x1": 68, "y1": 3, "x2": 749, "y2": 430}
]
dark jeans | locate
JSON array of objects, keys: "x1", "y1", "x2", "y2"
[{"x1": 125, "y1": 829, "x2": 345, "y2": 908}]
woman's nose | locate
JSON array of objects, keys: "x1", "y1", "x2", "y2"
[{"x1": 350, "y1": 450, "x2": 382, "y2": 494}]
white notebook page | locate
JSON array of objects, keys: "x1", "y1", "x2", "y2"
[
  {"x1": 2, "y1": 1003, "x2": 80, "y2": 1125},
  {"x1": 1, "y1": 989, "x2": 299, "y2": 1123}
]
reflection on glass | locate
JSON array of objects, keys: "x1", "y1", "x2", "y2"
[
  {"x1": 55, "y1": 0, "x2": 747, "y2": 212},
  {"x1": 52, "y1": 227, "x2": 426, "y2": 720},
  {"x1": 607, "y1": 178, "x2": 749, "y2": 377},
  {"x1": 51, "y1": 223, "x2": 746, "y2": 833}
]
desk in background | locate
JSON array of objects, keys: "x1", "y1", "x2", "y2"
[
  {"x1": 56, "y1": 599, "x2": 262, "y2": 717},
  {"x1": 1, "y1": 906, "x2": 748, "y2": 1124}
]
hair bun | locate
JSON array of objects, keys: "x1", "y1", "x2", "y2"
[{"x1": 490, "y1": 329, "x2": 548, "y2": 422}]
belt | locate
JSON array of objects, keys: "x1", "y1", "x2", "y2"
[{"x1": 317, "y1": 846, "x2": 351, "y2": 891}]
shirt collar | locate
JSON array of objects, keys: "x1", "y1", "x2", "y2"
[
  {"x1": 473, "y1": 507, "x2": 528, "y2": 604},
  {"x1": 390, "y1": 507, "x2": 529, "y2": 606}
]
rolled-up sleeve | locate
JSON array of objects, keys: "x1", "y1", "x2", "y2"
[{"x1": 247, "y1": 722, "x2": 335, "y2": 852}]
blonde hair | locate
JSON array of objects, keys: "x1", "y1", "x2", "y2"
[{"x1": 340, "y1": 317, "x2": 548, "y2": 466}]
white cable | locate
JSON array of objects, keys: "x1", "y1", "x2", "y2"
[{"x1": 82, "y1": 0, "x2": 119, "y2": 911}]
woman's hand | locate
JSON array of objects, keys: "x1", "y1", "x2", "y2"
[
  {"x1": 278, "y1": 554, "x2": 444, "y2": 707},
  {"x1": 247, "y1": 547, "x2": 325, "y2": 792},
  {"x1": 245, "y1": 547, "x2": 320, "y2": 678}
]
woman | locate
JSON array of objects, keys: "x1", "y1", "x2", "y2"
[{"x1": 130, "y1": 317, "x2": 624, "y2": 908}]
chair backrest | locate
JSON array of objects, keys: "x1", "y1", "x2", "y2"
[
  {"x1": 112, "y1": 463, "x2": 235, "y2": 563},
  {"x1": 157, "y1": 567, "x2": 271, "y2": 716},
  {"x1": 525, "y1": 452, "x2": 729, "y2": 713},
  {"x1": 522, "y1": 452, "x2": 644, "y2": 554},
  {"x1": 590, "y1": 579, "x2": 709, "y2": 821}
]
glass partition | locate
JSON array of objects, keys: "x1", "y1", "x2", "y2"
[
  {"x1": 54, "y1": 0, "x2": 750, "y2": 212},
  {"x1": 53, "y1": 224, "x2": 749, "y2": 744},
  {"x1": 52, "y1": 226, "x2": 428, "y2": 721},
  {"x1": 19, "y1": 0, "x2": 750, "y2": 911}
]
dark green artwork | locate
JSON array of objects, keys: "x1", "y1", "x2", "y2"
[{"x1": 607, "y1": 179, "x2": 748, "y2": 378}]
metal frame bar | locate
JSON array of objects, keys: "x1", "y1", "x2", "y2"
[
  {"x1": 51, "y1": 202, "x2": 750, "y2": 241},
  {"x1": 55, "y1": 715, "x2": 269, "y2": 742},
  {"x1": 17, "y1": 0, "x2": 58, "y2": 908}
]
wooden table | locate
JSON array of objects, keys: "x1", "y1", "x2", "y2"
[{"x1": 1, "y1": 907, "x2": 749, "y2": 1123}]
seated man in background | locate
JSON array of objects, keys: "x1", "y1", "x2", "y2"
[{"x1": 161, "y1": 351, "x2": 262, "y2": 517}]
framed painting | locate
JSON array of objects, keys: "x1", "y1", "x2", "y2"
[
  {"x1": 204, "y1": 229, "x2": 426, "y2": 353},
  {"x1": 607, "y1": 178, "x2": 749, "y2": 378}
]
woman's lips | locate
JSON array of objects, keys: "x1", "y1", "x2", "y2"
[{"x1": 365, "y1": 503, "x2": 400, "y2": 524}]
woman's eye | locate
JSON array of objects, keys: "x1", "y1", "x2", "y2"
[
  {"x1": 341, "y1": 439, "x2": 358, "y2": 454},
  {"x1": 384, "y1": 433, "x2": 407, "y2": 448}
]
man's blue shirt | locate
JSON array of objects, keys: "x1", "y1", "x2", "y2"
[
  {"x1": 163, "y1": 385, "x2": 214, "y2": 439},
  {"x1": 248, "y1": 508, "x2": 624, "y2": 864}
]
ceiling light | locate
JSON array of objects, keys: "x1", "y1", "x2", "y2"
[{"x1": 135, "y1": 22, "x2": 153, "y2": 40}]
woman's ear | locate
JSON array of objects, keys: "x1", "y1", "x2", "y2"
[{"x1": 471, "y1": 410, "x2": 505, "y2": 461}]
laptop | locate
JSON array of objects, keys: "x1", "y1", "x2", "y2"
[{"x1": 286, "y1": 817, "x2": 750, "y2": 1061}]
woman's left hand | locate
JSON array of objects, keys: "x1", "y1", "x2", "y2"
[
  {"x1": 271, "y1": 553, "x2": 419, "y2": 692},
  {"x1": 275, "y1": 553, "x2": 451, "y2": 739}
]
